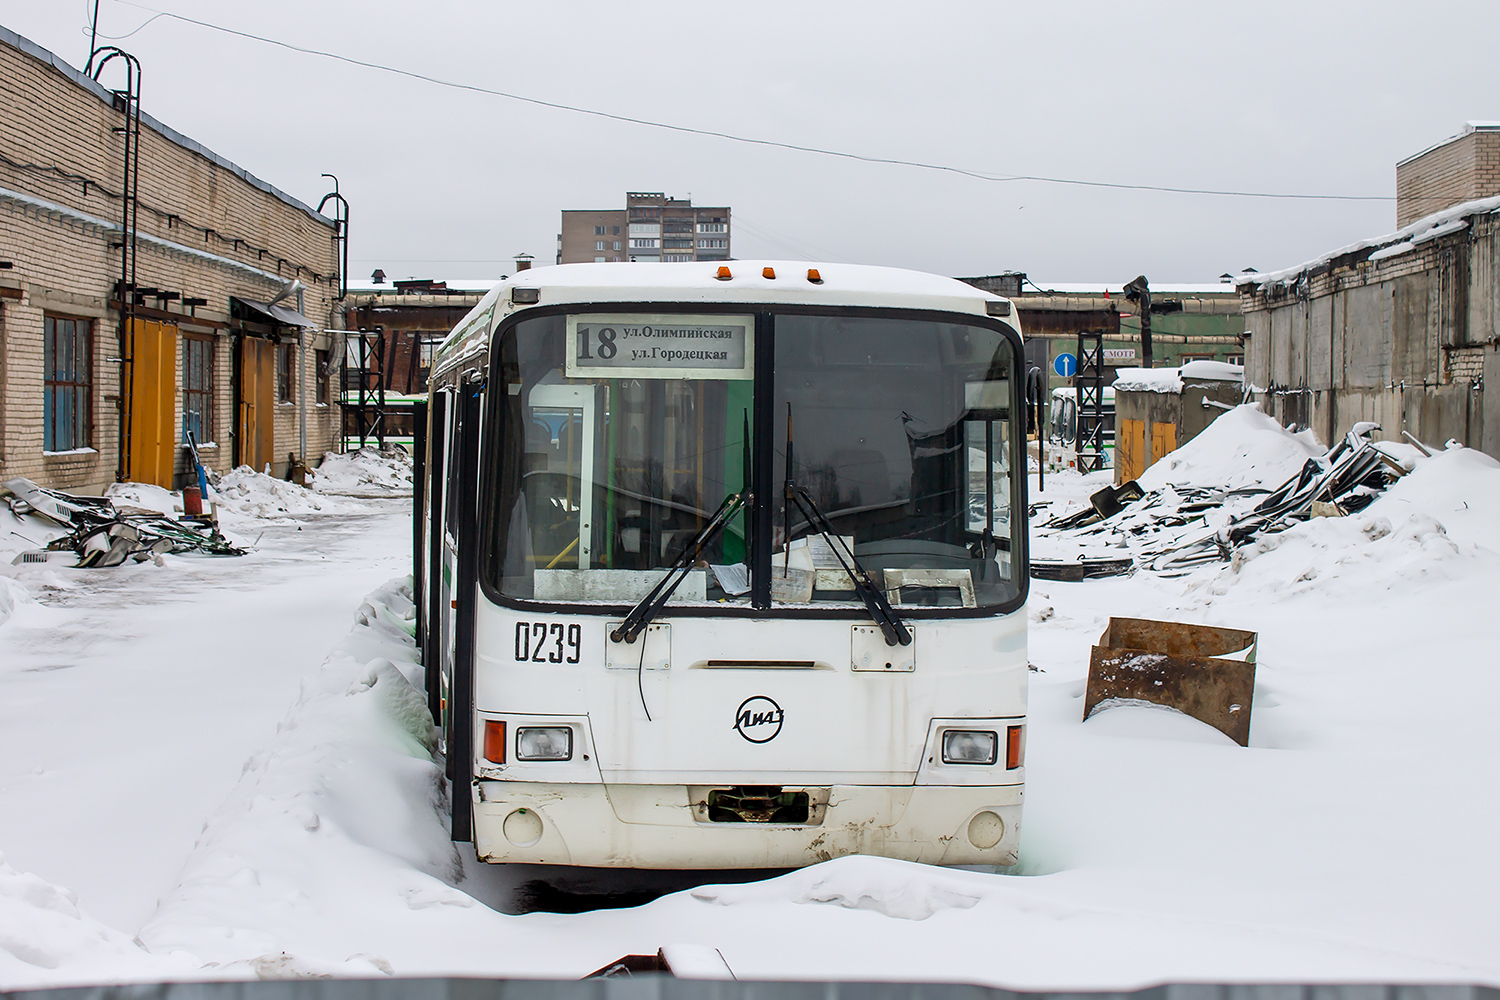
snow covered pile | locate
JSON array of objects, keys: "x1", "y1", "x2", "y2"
[
  {"x1": 308, "y1": 447, "x2": 414, "y2": 498},
  {"x1": 1190, "y1": 445, "x2": 1500, "y2": 604},
  {"x1": 0, "y1": 855, "x2": 195, "y2": 988},
  {"x1": 1137, "y1": 403, "x2": 1322, "y2": 493},
  {"x1": 139, "y1": 577, "x2": 460, "y2": 978},
  {"x1": 209, "y1": 465, "x2": 394, "y2": 520}
]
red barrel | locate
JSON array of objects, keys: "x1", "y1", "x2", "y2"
[{"x1": 183, "y1": 485, "x2": 203, "y2": 516}]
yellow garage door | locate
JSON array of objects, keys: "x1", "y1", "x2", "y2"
[
  {"x1": 1117, "y1": 418, "x2": 1145, "y2": 482},
  {"x1": 126, "y1": 318, "x2": 179, "y2": 488},
  {"x1": 237, "y1": 336, "x2": 275, "y2": 472},
  {"x1": 1151, "y1": 421, "x2": 1177, "y2": 469}
]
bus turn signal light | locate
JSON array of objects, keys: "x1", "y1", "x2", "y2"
[
  {"x1": 716, "y1": 266, "x2": 733, "y2": 280},
  {"x1": 1006, "y1": 724, "x2": 1025, "y2": 769},
  {"x1": 762, "y1": 267, "x2": 776, "y2": 279},
  {"x1": 807, "y1": 269, "x2": 823, "y2": 283},
  {"x1": 483, "y1": 720, "x2": 506, "y2": 764}
]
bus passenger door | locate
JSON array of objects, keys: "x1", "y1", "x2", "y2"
[{"x1": 525, "y1": 384, "x2": 597, "y2": 570}]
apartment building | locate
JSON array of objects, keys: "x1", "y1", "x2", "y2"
[
  {"x1": 0, "y1": 26, "x2": 343, "y2": 492},
  {"x1": 558, "y1": 192, "x2": 731, "y2": 264}
]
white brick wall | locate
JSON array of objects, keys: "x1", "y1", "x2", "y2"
[{"x1": 0, "y1": 33, "x2": 344, "y2": 493}]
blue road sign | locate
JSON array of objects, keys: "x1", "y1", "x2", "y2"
[{"x1": 1054, "y1": 353, "x2": 1077, "y2": 378}]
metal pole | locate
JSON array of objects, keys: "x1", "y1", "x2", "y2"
[{"x1": 296, "y1": 287, "x2": 307, "y2": 472}]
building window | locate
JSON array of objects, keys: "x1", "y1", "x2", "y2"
[
  {"x1": 698, "y1": 238, "x2": 727, "y2": 249},
  {"x1": 277, "y1": 342, "x2": 295, "y2": 403},
  {"x1": 613, "y1": 241, "x2": 621, "y2": 251},
  {"x1": 630, "y1": 238, "x2": 659, "y2": 249},
  {"x1": 595, "y1": 240, "x2": 607, "y2": 250},
  {"x1": 612, "y1": 225, "x2": 620, "y2": 235},
  {"x1": 697, "y1": 222, "x2": 726, "y2": 233},
  {"x1": 595, "y1": 256, "x2": 607, "y2": 262},
  {"x1": 1226, "y1": 354, "x2": 1244, "y2": 366},
  {"x1": 316, "y1": 349, "x2": 332, "y2": 405},
  {"x1": 594, "y1": 225, "x2": 606, "y2": 235},
  {"x1": 629, "y1": 223, "x2": 660, "y2": 236},
  {"x1": 663, "y1": 254, "x2": 693, "y2": 262},
  {"x1": 43, "y1": 314, "x2": 91, "y2": 452},
  {"x1": 182, "y1": 333, "x2": 214, "y2": 444},
  {"x1": 1179, "y1": 353, "x2": 1215, "y2": 363}
]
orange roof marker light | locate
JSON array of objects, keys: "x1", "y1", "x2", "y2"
[
  {"x1": 806, "y1": 268, "x2": 823, "y2": 284},
  {"x1": 762, "y1": 267, "x2": 776, "y2": 279},
  {"x1": 715, "y1": 266, "x2": 733, "y2": 280}
]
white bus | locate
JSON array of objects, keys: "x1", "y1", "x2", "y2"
[
  {"x1": 1046, "y1": 386, "x2": 1115, "y2": 471},
  {"x1": 418, "y1": 261, "x2": 1029, "y2": 869}
]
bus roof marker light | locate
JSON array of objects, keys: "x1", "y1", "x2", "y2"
[
  {"x1": 512, "y1": 287, "x2": 540, "y2": 305},
  {"x1": 762, "y1": 267, "x2": 776, "y2": 279},
  {"x1": 715, "y1": 266, "x2": 733, "y2": 280},
  {"x1": 986, "y1": 300, "x2": 1011, "y2": 317},
  {"x1": 807, "y1": 269, "x2": 823, "y2": 284}
]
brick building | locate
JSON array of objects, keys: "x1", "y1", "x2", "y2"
[
  {"x1": 1239, "y1": 125, "x2": 1500, "y2": 458},
  {"x1": 558, "y1": 192, "x2": 731, "y2": 264},
  {"x1": 0, "y1": 26, "x2": 343, "y2": 492},
  {"x1": 1396, "y1": 122, "x2": 1500, "y2": 227}
]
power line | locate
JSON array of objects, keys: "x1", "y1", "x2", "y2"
[{"x1": 106, "y1": 0, "x2": 1394, "y2": 204}]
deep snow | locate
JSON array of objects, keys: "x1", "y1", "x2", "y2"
[{"x1": 2, "y1": 426, "x2": 1500, "y2": 988}]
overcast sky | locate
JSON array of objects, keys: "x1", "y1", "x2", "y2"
[{"x1": 6, "y1": 0, "x2": 1499, "y2": 284}]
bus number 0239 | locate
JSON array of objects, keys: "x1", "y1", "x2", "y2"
[{"x1": 514, "y1": 621, "x2": 582, "y2": 664}]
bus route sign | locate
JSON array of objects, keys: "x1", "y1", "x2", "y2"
[{"x1": 566, "y1": 313, "x2": 754, "y2": 380}]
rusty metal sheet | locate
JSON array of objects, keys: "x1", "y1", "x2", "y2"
[{"x1": 1084, "y1": 617, "x2": 1257, "y2": 746}]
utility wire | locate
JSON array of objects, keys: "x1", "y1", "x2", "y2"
[{"x1": 105, "y1": 0, "x2": 1393, "y2": 204}]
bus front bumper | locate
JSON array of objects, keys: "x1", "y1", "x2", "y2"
[{"x1": 472, "y1": 781, "x2": 1022, "y2": 868}]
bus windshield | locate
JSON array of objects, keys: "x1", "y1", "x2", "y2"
[{"x1": 486, "y1": 309, "x2": 1022, "y2": 612}]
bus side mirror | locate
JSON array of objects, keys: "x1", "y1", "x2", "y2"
[{"x1": 1024, "y1": 367, "x2": 1044, "y2": 436}]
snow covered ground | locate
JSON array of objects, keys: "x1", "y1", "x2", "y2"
[{"x1": 2, "y1": 426, "x2": 1499, "y2": 989}]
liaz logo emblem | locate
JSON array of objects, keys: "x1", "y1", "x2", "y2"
[{"x1": 733, "y1": 696, "x2": 784, "y2": 743}]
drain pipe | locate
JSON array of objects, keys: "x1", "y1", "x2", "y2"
[{"x1": 297, "y1": 285, "x2": 307, "y2": 475}]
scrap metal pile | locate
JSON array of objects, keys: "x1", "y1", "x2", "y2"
[
  {"x1": 1032, "y1": 425, "x2": 1411, "y2": 579},
  {"x1": 4, "y1": 477, "x2": 245, "y2": 567}
]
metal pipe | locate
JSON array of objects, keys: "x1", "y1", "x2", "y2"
[{"x1": 297, "y1": 286, "x2": 307, "y2": 469}]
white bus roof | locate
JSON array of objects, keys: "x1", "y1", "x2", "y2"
[{"x1": 431, "y1": 261, "x2": 1013, "y2": 375}]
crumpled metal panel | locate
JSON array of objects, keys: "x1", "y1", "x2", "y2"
[{"x1": 1084, "y1": 616, "x2": 1258, "y2": 746}]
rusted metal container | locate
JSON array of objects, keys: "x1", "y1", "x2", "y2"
[{"x1": 1084, "y1": 616, "x2": 1258, "y2": 746}]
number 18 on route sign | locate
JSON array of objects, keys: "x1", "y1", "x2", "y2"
[{"x1": 1054, "y1": 352, "x2": 1077, "y2": 378}]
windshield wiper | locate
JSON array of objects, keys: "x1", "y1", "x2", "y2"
[
  {"x1": 612, "y1": 411, "x2": 755, "y2": 646},
  {"x1": 782, "y1": 404, "x2": 910, "y2": 648},
  {"x1": 611, "y1": 491, "x2": 747, "y2": 645},
  {"x1": 784, "y1": 485, "x2": 910, "y2": 648}
]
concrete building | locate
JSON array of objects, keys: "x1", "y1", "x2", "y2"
[
  {"x1": 558, "y1": 192, "x2": 731, "y2": 264},
  {"x1": 0, "y1": 26, "x2": 343, "y2": 492},
  {"x1": 960, "y1": 274, "x2": 1245, "y2": 393},
  {"x1": 1238, "y1": 124, "x2": 1500, "y2": 459}
]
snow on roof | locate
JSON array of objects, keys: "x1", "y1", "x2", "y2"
[
  {"x1": 1, "y1": 26, "x2": 334, "y2": 229},
  {"x1": 344, "y1": 279, "x2": 501, "y2": 294},
  {"x1": 1113, "y1": 367, "x2": 1184, "y2": 393},
  {"x1": 1022, "y1": 282, "x2": 1238, "y2": 296},
  {"x1": 1181, "y1": 359, "x2": 1245, "y2": 381},
  {"x1": 1113, "y1": 360, "x2": 1243, "y2": 394},
  {"x1": 1236, "y1": 194, "x2": 1500, "y2": 289}
]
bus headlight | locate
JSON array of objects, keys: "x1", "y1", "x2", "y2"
[
  {"x1": 516, "y1": 726, "x2": 573, "y2": 761},
  {"x1": 941, "y1": 729, "x2": 998, "y2": 765}
]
